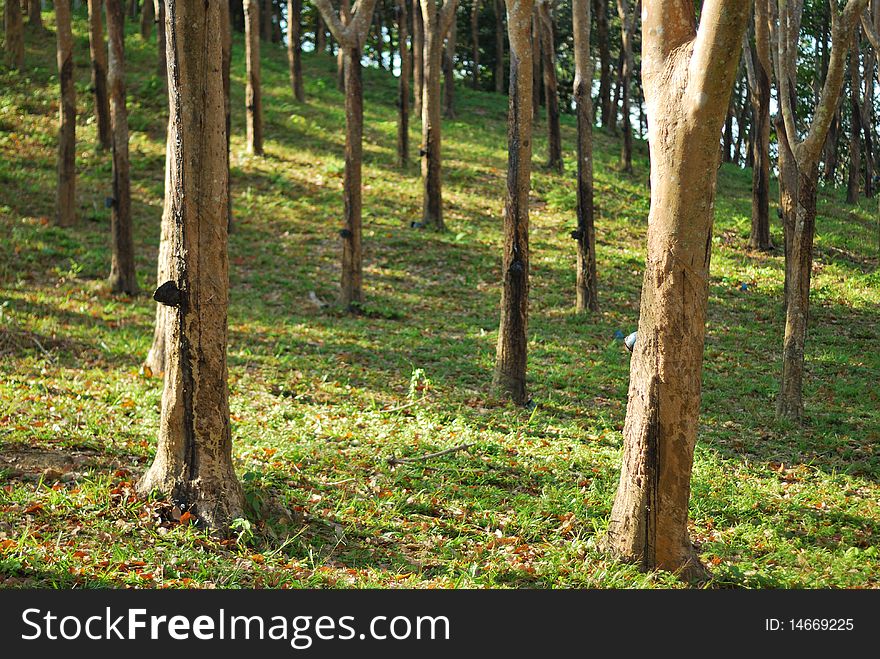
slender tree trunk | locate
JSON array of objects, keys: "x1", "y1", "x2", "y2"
[
  {"x1": 221, "y1": 0, "x2": 233, "y2": 232},
  {"x1": 616, "y1": 0, "x2": 633, "y2": 172},
  {"x1": 413, "y1": 0, "x2": 424, "y2": 115},
  {"x1": 316, "y1": 12, "x2": 326, "y2": 52},
  {"x1": 610, "y1": 48, "x2": 623, "y2": 134},
  {"x1": 397, "y1": 0, "x2": 411, "y2": 166},
  {"x1": 861, "y1": 45, "x2": 876, "y2": 197},
  {"x1": 140, "y1": 0, "x2": 154, "y2": 39},
  {"x1": 594, "y1": 0, "x2": 612, "y2": 128},
  {"x1": 128, "y1": 0, "x2": 138, "y2": 20},
  {"x1": 530, "y1": 11, "x2": 541, "y2": 119},
  {"x1": 87, "y1": 0, "x2": 112, "y2": 150},
  {"x1": 288, "y1": 0, "x2": 305, "y2": 102},
  {"x1": 493, "y1": 0, "x2": 504, "y2": 92},
  {"x1": 339, "y1": 47, "x2": 364, "y2": 308},
  {"x1": 245, "y1": 0, "x2": 264, "y2": 155},
  {"x1": 443, "y1": 10, "x2": 456, "y2": 119},
  {"x1": 106, "y1": 0, "x2": 138, "y2": 295},
  {"x1": 602, "y1": 0, "x2": 749, "y2": 581},
  {"x1": 337, "y1": 0, "x2": 350, "y2": 92},
  {"x1": 537, "y1": 0, "x2": 561, "y2": 172},
  {"x1": 137, "y1": 0, "x2": 245, "y2": 532},
  {"x1": 821, "y1": 101, "x2": 841, "y2": 182},
  {"x1": 144, "y1": 145, "x2": 171, "y2": 376},
  {"x1": 749, "y1": 18, "x2": 772, "y2": 250},
  {"x1": 470, "y1": 0, "x2": 480, "y2": 88},
  {"x1": 28, "y1": 0, "x2": 42, "y2": 31},
  {"x1": 156, "y1": 0, "x2": 167, "y2": 88},
  {"x1": 847, "y1": 32, "x2": 861, "y2": 204},
  {"x1": 494, "y1": 0, "x2": 533, "y2": 405},
  {"x1": 375, "y1": 0, "x2": 385, "y2": 68},
  {"x1": 261, "y1": 0, "x2": 272, "y2": 40},
  {"x1": 573, "y1": 0, "x2": 598, "y2": 312},
  {"x1": 55, "y1": 0, "x2": 76, "y2": 228},
  {"x1": 273, "y1": 0, "x2": 283, "y2": 42}
]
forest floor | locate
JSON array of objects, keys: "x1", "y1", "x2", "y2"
[{"x1": 1, "y1": 12, "x2": 878, "y2": 589}]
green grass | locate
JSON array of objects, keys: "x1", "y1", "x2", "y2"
[{"x1": 0, "y1": 10, "x2": 878, "y2": 589}]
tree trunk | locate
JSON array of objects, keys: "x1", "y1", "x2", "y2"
[
  {"x1": 397, "y1": 0, "x2": 411, "y2": 166},
  {"x1": 273, "y1": 0, "x2": 283, "y2": 42},
  {"x1": 337, "y1": 0, "x2": 350, "y2": 92},
  {"x1": 221, "y1": 0, "x2": 233, "y2": 232},
  {"x1": 137, "y1": 0, "x2": 245, "y2": 532},
  {"x1": 375, "y1": 0, "x2": 385, "y2": 68},
  {"x1": 443, "y1": 10, "x2": 456, "y2": 119},
  {"x1": 470, "y1": 0, "x2": 480, "y2": 88},
  {"x1": 288, "y1": 0, "x2": 305, "y2": 102},
  {"x1": 140, "y1": 0, "x2": 154, "y2": 40},
  {"x1": 821, "y1": 101, "x2": 841, "y2": 183},
  {"x1": 28, "y1": 0, "x2": 42, "y2": 30},
  {"x1": 316, "y1": 12, "x2": 326, "y2": 52},
  {"x1": 749, "y1": 48, "x2": 772, "y2": 249},
  {"x1": 573, "y1": 0, "x2": 598, "y2": 312},
  {"x1": 245, "y1": 0, "x2": 264, "y2": 155},
  {"x1": 493, "y1": 0, "x2": 504, "y2": 92},
  {"x1": 602, "y1": 0, "x2": 749, "y2": 581},
  {"x1": 593, "y1": 0, "x2": 612, "y2": 128},
  {"x1": 616, "y1": 0, "x2": 633, "y2": 172},
  {"x1": 156, "y1": 0, "x2": 167, "y2": 88},
  {"x1": 530, "y1": 11, "x2": 541, "y2": 119},
  {"x1": 106, "y1": 0, "x2": 138, "y2": 295},
  {"x1": 55, "y1": 0, "x2": 76, "y2": 228},
  {"x1": 537, "y1": 0, "x2": 561, "y2": 172},
  {"x1": 87, "y1": 0, "x2": 112, "y2": 150},
  {"x1": 128, "y1": 0, "x2": 138, "y2": 20},
  {"x1": 261, "y1": 0, "x2": 272, "y2": 40},
  {"x1": 846, "y1": 33, "x2": 861, "y2": 204},
  {"x1": 339, "y1": 47, "x2": 364, "y2": 308},
  {"x1": 494, "y1": 0, "x2": 533, "y2": 405},
  {"x1": 861, "y1": 44, "x2": 876, "y2": 197},
  {"x1": 413, "y1": 0, "x2": 424, "y2": 116}
]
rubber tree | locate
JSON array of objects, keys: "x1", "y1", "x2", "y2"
[
  {"x1": 397, "y1": 0, "x2": 411, "y2": 166},
  {"x1": 413, "y1": 0, "x2": 424, "y2": 115},
  {"x1": 106, "y1": 0, "x2": 138, "y2": 295},
  {"x1": 4, "y1": 0, "x2": 24, "y2": 69},
  {"x1": 772, "y1": 0, "x2": 868, "y2": 420},
  {"x1": 29, "y1": 0, "x2": 43, "y2": 31},
  {"x1": 221, "y1": 0, "x2": 233, "y2": 232},
  {"x1": 601, "y1": 0, "x2": 750, "y2": 581},
  {"x1": 846, "y1": 26, "x2": 861, "y2": 205},
  {"x1": 572, "y1": 0, "x2": 598, "y2": 312},
  {"x1": 87, "y1": 0, "x2": 112, "y2": 150},
  {"x1": 442, "y1": 4, "x2": 457, "y2": 119},
  {"x1": 863, "y1": 2, "x2": 880, "y2": 221},
  {"x1": 137, "y1": 0, "x2": 245, "y2": 531},
  {"x1": 289, "y1": 0, "x2": 306, "y2": 102},
  {"x1": 314, "y1": 0, "x2": 380, "y2": 309},
  {"x1": 55, "y1": 0, "x2": 76, "y2": 228},
  {"x1": 245, "y1": 0, "x2": 264, "y2": 155},
  {"x1": 493, "y1": 0, "x2": 534, "y2": 405},
  {"x1": 741, "y1": 0, "x2": 773, "y2": 251},
  {"x1": 140, "y1": 0, "x2": 154, "y2": 39},
  {"x1": 419, "y1": 0, "x2": 458, "y2": 230},
  {"x1": 536, "y1": 0, "x2": 561, "y2": 172},
  {"x1": 615, "y1": 0, "x2": 635, "y2": 172}
]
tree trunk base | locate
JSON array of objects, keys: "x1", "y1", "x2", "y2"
[
  {"x1": 597, "y1": 534, "x2": 711, "y2": 584},
  {"x1": 492, "y1": 369, "x2": 528, "y2": 406},
  {"x1": 776, "y1": 396, "x2": 803, "y2": 421}
]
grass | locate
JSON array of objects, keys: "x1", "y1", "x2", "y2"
[{"x1": 0, "y1": 9, "x2": 878, "y2": 590}]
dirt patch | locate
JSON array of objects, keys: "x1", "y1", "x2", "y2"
[{"x1": 0, "y1": 444, "x2": 100, "y2": 480}]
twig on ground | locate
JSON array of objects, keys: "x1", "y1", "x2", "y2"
[{"x1": 386, "y1": 442, "x2": 477, "y2": 467}]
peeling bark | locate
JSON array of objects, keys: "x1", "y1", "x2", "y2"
[{"x1": 55, "y1": 0, "x2": 76, "y2": 228}]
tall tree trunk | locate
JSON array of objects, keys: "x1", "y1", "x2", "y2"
[
  {"x1": 747, "y1": 0, "x2": 772, "y2": 251},
  {"x1": 245, "y1": 0, "x2": 264, "y2": 155},
  {"x1": 156, "y1": 0, "x2": 167, "y2": 89},
  {"x1": 273, "y1": 0, "x2": 283, "y2": 42},
  {"x1": 28, "y1": 0, "x2": 42, "y2": 30},
  {"x1": 316, "y1": 12, "x2": 327, "y2": 52},
  {"x1": 470, "y1": 0, "x2": 480, "y2": 88},
  {"x1": 140, "y1": 0, "x2": 154, "y2": 39},
  {"x1": 593, "y1": 0, "x2": 612, "y2": 128},
  {"x1": 537, "y1": 0, "x2": 561, "y2": 172},
  {"x1": 420, "y1": 0, "x2": 457, "y2": 230},
  {"x1": 375, "y1": 0, "x2": 385, "y2": 68},
  {"x1": 493, "y1": 0, "x2": 504, "y2": 92},
  {"x1": 261, "y1": 0, "x2": 272, "y2": 40},
  {"x1": 87, "y1": 0, "x2": 112, "y2": 150},
  {"x1": 337, "y1": 0, "x2": 350, "y2": 92},
  {"x1": 573, "y1": 0, "x2": 598, "y2": 312},
  {"x1": 602, "y1": 0, "x2": 749, "y2": 582},
  {"x1": 55, "y1": 0, "x2": 76, "y2": 228},
  {"x1": 106, "y1": 0, "x2": 138, "y2": 295},
  {"x1": 846, "y1": 31, "x2": 861, "y2": 204},
  {"x1": 861, "y1": 44, "x2": 876, "y2": 197},
  {"x1": 821, "y1": 100, "x2": 841, "y2": 182},
  {"x1": 128, "y1": 0, "x2": 138, "y2": 20},
  {"x1": 530, "y1": 11, "x2": 541, "y2": 119},
  {"x1": 397, "y1": 0, "x2": 411, "y2": 166},
  {"x1": 137, "y1": 0, "x2": 245, "y2": 532},
  {"x1": 221, "y1": 0, "x2": 233, "y2": 232},
  {"x1": 610, "y1": 47, "x2": 623, "y2": 134},
  {"x1": 413, "y1": 0, "x2": 424, "y2": 115},
  {"x1": 288, "y1": 0, "x2": 305, "y2": 102},
  {"x1": 494, "y1": 0, "x2": 533, "y2": 405},
  {"x1": 616, "y1": 0, "x2": 634, "y2": 172},
  {"x1": 443, "y1": 9, "x2": 456, "y2": 119}
]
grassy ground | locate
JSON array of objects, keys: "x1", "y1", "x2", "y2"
[{"x1": 1, "y1": 10, "x2": 878, "y2": 589}]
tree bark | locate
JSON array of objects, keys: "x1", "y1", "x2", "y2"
[
  {"x1": 413, "y1": 0, "x2": 424, "y2": 115},
  {"x1": 470, "y1": 0, "x2": 480, "y2": 88},
  {"x1": 537, "y1": 0, "x2": 561, "y2": 172},
  {"x1": 861, "y1": 40, "x2": 875, "y2": 197},
  {"x1": 443, "y1": 6, "x2": 456, "y2": 119},
  {"x1": 3, "y1": 11, "x2": 16, "y2": 57},
  {"x1": 261, "y1": 0, "x2": 272, "y2": 40},
  {"x1": 55, "y1": 0, "x2": 76, "y2": 228},
  {"x1": 593, "y1": 0, "x2": 612, "y2": 128},
  {"x1": 288, "y1": 0, "x2": 305, "y2": 102},
  {"x1": 493, "y1": 0, "x2": 533, "y2": 405},
  {"x1": 846, "y1": 29, "x2": 861, "y2": 204},
  {"x1": 821, "y1": 100, "x2": 841, "y2": 182},
  {"x1": 140, "y1": 0, "x2": 154, "y2": 40},
  {"x1": 316, "y1": 11, "x2": 327, "y2": 52},
  {"x1": 573, "y1": 0, "x2": 598, "y2": 312},
  {"x1": 138, "y1": 0, "x2": 245, "y2": 532},
  {"x1": 493, "y1": 0, "x2": 504, "y2": 92},
  {"x1": 28, "y1": 0, "x2": 42, "y2": 30},
  {"x1": 616, "y1": 0, "x2": 634, "y2": 172},
  {"x1": 420, "y1": 0, "x2": 457, "y2": 229},
  {"x1": 602, "y1": 0, "x2": 750, "y2": 581},
  {"x1": 106, "y1": 0, "x2": 138, "y2": 295},
  {"x1": 87, "y1": 0, "x2": 112, "y2": 151},
  {"x1": 530, "y1": 11, "x2": 541, "y2": 118},
  {"x1": 337, "y1": 0, "x2": 350, "y2": 92},
  {"x1": 156, "y1": 0, "x2": 167, "y2": 88},
  {"x1": 245, "y1": 0, "x2": 264, "y2": 155},
  {"x1": 397, "y1": 0, "x2": 411, "y2": 166},
  {"x1": 221, "y1": 0, "x2": 233, "y2": 232}
]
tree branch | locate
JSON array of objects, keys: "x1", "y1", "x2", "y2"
[
  {"x1": 742, "y1": 30, "x2": 758, "y2": 98},
  {"x1": 641, "y1": 0, "x2": 694, "y2": 80},
  {"x1": 386, "y1": 442, "x2": 477, "y2": 466},
  {"x1": 863, "y1": 9, "x2": 880, "y2": 51},
  {"x1": 313, "y1": 0, "x2": 379, "y2": 48}
]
